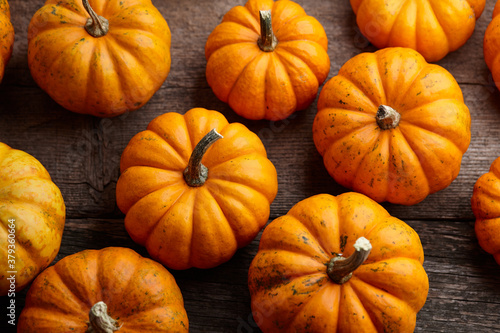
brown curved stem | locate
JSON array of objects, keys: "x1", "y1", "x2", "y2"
[
  {"x1": 327, "y1": 237, "x2": 372, "y2": 284},
  {"x1": 376, "y1": 105, "x2": 401, "y2": 130},
  {"x1": 257, "y1": 10, "x2": 278, "y2": 52},
  {"x1": 87, "y1": 301, "x2": 120, "y2": 333},
  {"x1": 83, "y1": 0, "x2": 109, "y2": 37},
  {"x1": 183, "y1": 129, "x2": 223, "y2": 187}
]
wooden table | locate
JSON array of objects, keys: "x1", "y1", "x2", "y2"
[{"x1": 2, "y1": 0, "x2": 500, "y2": 332}]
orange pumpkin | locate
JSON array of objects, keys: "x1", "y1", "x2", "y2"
[
  {"x1": 350, "y1": 0, "x2": 485, "y2": 62},
  {"x1": 0, "y1": 143, "x2": 65, "y2": 295},
  {"x1": 18, "y1": 247, "x2": 188, "y2": 332},
  {"x1": 0, "y1": 0, "x2": 14, "y2": 82},
  {"x1": 313, "y1": 47, "x2": 471, "y2": 205},
  {"x1": 116, "y1": 108, "x2": 278, "y2": 270},
  {"x1": 484, "y1": 0, "x2": 500, "y2": 92},
  {"x1": 471, "y1": 157, "x2": 500, "y2": 265},
  {"x1": 248, "y1": 193, "x2": 429, "y2": 332},
  {"x1": 205, "y1": 0, "x2": 330, "y2": 121},
  {"x1": 28, "y1": 0, "x2": 171, "y2": 117}
]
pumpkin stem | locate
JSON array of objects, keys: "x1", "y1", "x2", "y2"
[
  {"x1": 376, "y1": 105, "x2": 401, "y2": 130},
  {"x1": 183, "y1": 128, "x2": 223, "y2": 187},
  {"x1": 327, "y1": 237, "x2": 372, "y2": 284},
  {"x1": 257, "y1": 10, "x2": 278, "y2": 52},
  {"x1": 87, "y1": 301, "x2": 120, "y2": 333},
  {"x1": 82, "y1": 0, "x2": 109, "y2": 37}
]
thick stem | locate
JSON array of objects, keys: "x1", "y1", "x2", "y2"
[
  {"x1": 376, "y1": 105, "x2": 401, "y2": 130},
  {"x1": 183, "y1": 129, "x2": 223, "y2": 187},
  {"x1": 257, "y1": 10, "x2": 278, "y2": 52},
  {"x1": 327, "y1": 237, "x2": 372, "y2": 284},
  {"x1": 83, "y1": 0, "x2": 109, "y2": 37},
  {"x1": 87, "y1": 302, "x2": 120, "y2": 333}
]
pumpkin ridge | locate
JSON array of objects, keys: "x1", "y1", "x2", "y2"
[
  {"x1": 201, "y1": 183, "x2": 261, "y2": 246},
  {"x1": 270, "y1": 0, "x2": 307, "y2": 34},
  {"x1": 83, "y1": 41, "x2": 99, "y2": 112},
  {"x1": 266, "y1": 52, "x2": 297, "y2": 117},
  {"x1": 391, "y1": 62, "x2": 427, "y2": 109},
  {"x1": 222, "y1": 6, "x2": 260, "y2": 34},
  {"x1": 386, "y1": 126, "x2": 431, "y2": 196},
  {"x1": 32, "y1": 29, "x2": 88, "y2": 75},
  {"x1": 398, "y1": 122, "x2": 463, "y2": 168},
  {"x1": 273, "y1": 46, "x2": 319, "y2": 95},
  {"x1": 136, "y1": 185, "x2": 189, "y2": 246},
  {"x1": 51, "y1": 257, "x2": 99, "y2": 314},
  {"x1": 354, "y1": 130, "x2": 391, "y2": 201},
  {"x1": 398, "y1": 109, "x2": 468, "y2": 150},
  {"x1": 346, "y1": 125, "x2": 385, "y2": 185},
  {"x1": 386, "y1": 0, "x2": 412, "y2": 47},
  {"x1": 346, "y1": 276, "x2": 394, "y2": 331},
  {"x1": 0, "y1": 169, "x2": 51, "y2": 187},
  {"x1": 188, "y1": 187, "x2": 233, "y2": 267},
  {"x1": 423, "y1": 0, "x2": 452, "y2": 48},
  {"x1": 281, "y1": 275, "x2": 333, "y2": 331},
  {"x1": 320, "y1": 124, "x2": 381, "y2": 190},
  {"x1": 349, "y1": 276, "x2": 417, "y2": 331},
  {"x1": 285, "y1": 212, "x2": 339, "y2": 259},
  {"x1": 372, "y1": 54, "x2": 389, "y2": 106},
  {"x1": 144, "y1": 187, "x2": 194, "y2": 264},
  {"x1": 106, "y1": 31, "x2": 168, "y2": 86},
  {"x1": 335, "y1": 74, "x2": 379, "y2": 113},
  {"x1": 147, "y1": 130, "x2": 190, "y2": 170},
  {"x1": 99, "y1": 251, "x2": 145, "y2": 318},
  {"x1": 102, "y1": 38, "x2": 147, "y2": 111},
  {"x1": 43, "y1": 2, "x2": 87, "y2": 22},
  {"x1": 227, "y1": 50, "x2": 266, "y2": 110},
  {"x1": 205, "y1": 176, "x2": 272, "y2": 206},
  {"x1": 272, "y1": 13, "x2": 308, "y2": 40}
]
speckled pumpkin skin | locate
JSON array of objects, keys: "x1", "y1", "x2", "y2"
[
  {"x1": 0, "y1": 142, "x2": 65, "y2": 295},
  {"x1": 205, "y1": 0, "x2": 330, "y2": 121},
  {"x1": 313, "y1": 47, "x2": 471, "y2": 205},
  {"x1": 351, "y1": 0, "x2": 485, "y2": 62},
  {"x1": 248, "y1": 192, "x2": 429, "y2": 333},
  {"x1": 116, "y1": 108, "x2": 278, "y2": 270},
  {"x1": 27, "y1": 0, "x2": 171, "y2": 117},
  {"x1": 471, "y1": 157, "x2": 500, "y2": 265},
  {"x1": 18, "y1": 247, "x2": 188, "y2": 332},
  {"x1": 484, "y1": 1, "x2": 500, "y2": 92},
  {"x1": 0, "y1": 0, "x2": 14, "y2": 82}
]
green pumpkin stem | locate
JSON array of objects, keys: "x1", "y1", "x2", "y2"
[
  {"x1": 376, "y1": 105, "x2": 401, "y2": 130},
  {"x1": 327, "y1": 237, "x2": 372, "y2": 284},
  {"x1": 258, "y1": 10, "x2": 278, "y2": 52},
  {"x1": 82, "y1": 0, "x2": 109, "y2": 37},
  {"x1": 87, "y1": 301, "x2": 120, "y2": 333},
  {"x1": 184, "y1": 128, "x2": 223, "y2": 187}
]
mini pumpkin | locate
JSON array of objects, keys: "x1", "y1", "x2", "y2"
[
  {"x1": 28, "y1": 0, "x2": 171, "y2": 117},
  {"x1": 484, "y1": 0, "x2": 500, "y2": 92},
  {"x1": 116, "y1": 108, "x2": 278, "y2": 270},
  {"x1": 248, "y1": 192, "x2": 429, "y2": 332},
  {"x1": 18, "y1": 247, "x2": 188, "y2": 332},
  {"x1": 351, "y1": 0, "x2": 485, "y2": 62},
  {"x1": 471, "y1": 156, "x2": 500, "y2": 265},
  {"x1": 0, "y1": 142, "x2": 65, "y2": 295},
  {"x1": 205, "y1": 0, "x2": 330, "y2": 121},
  {"x1": 313, "y1": 47, "x2": 471, "y2": 205},
  {"x1": 0, "y1": 0, "x2": 14, "y2": 82}
]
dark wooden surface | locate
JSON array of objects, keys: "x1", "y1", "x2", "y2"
[{"x1": 2, "y1": 0, "x2": 500, "y2": 332}]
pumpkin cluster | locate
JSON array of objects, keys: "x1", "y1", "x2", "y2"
[{"x1": 2, "y1": 0, "x2": 500, "y2": 331}]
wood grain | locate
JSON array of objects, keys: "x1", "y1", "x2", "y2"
[{"x1": 1, "y1": 0, "x2": 500, "y2": 332}]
